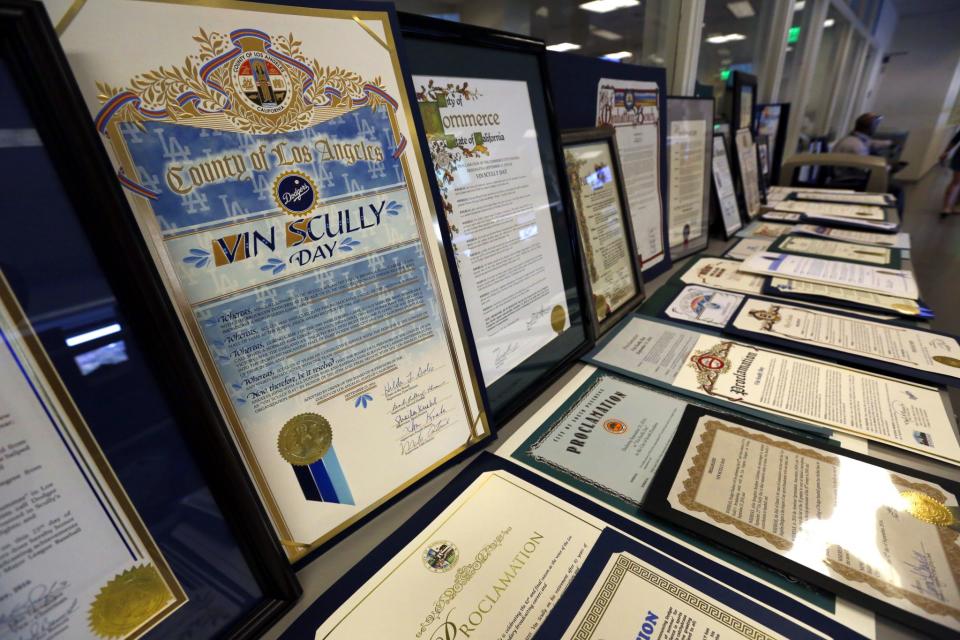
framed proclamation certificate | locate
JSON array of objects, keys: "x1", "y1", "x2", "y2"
[
  {"x1": 586, "y1": 316, "x2": 960, "y2": 465},
  {"x1": 724, "y1": 297, "x2": 960, "y2": 387},
  {"x1": 535, "y1": 528, "x2": 864, "y2": 639},
  {"x1": 496, "y1": 365, "x2": 876, "y2": 635},
  {"x1": 734, "y1": 127, "x2": 762, "y2": 220},
  {"x1": 561, "y1": 128, "x2": 645, "y2": 340},
  {"x1": 545, "y1": 51, "x2": 672, "y2": 280},
  {"x1": 712, "y1": 133, "x2": 744, "y2": 239},
  {"x1": 58, "y1": 0, "x2": 491, "y2": 561},
  {"x1": 665, "y1": 96, "x2": 713, "y2": 260},
  {"x1": 731, "y1": 70, "x2": 758, "y2": 134},
  {"x1": 647, "y1": 406, "x2": 960, "y2": 639},
  {"x1": 0, "y1": 2, "x2": 298, "y2": 636},
  {"x1": 280, "y1": 454, "x2": 869, "y2": 639},
  {"x1": 401, "y1": 15, "x2": 590, "y2": 424}
]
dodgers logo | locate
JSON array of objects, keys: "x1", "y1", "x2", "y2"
[{"x1": 274, "y1": 171, "x2": 318, "y2": 216}]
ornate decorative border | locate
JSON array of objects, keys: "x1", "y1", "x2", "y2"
[
  {"x1": 526, "y1": 375, "x2": 643, "y2": 508},
  {"x1": 571, "y1": 553, "x2": 776, "y2": 640},
  {"x1": 677, "y1": 418, "x2": 960, "y2": 621}
]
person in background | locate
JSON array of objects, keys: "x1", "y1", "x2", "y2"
[
  {"x1": 833, "y1": 112, "x2": 893, "y2": 157},
  {"x1": 832, "y1": 112, "x2": 902, "y2": 213},
  {"x1": 938, "y1": 128, "x2": 960, "y2": 219}
]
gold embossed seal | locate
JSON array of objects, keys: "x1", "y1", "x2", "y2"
[
  {"x1": 900, "y1": 490, "x2": 956, "y2": 527},
  {"x1": 933, "y1": 355, "x2": 960, "y2": 368},
  {"x1": 550, "y1": 305, "x2": 567, "y2": 334},
  {"x1": 88, "y1": 564, "x2": 170, "y2": 638},
  {"x1": 278, "y1": 413, "x2": 332, "y2": 465}
]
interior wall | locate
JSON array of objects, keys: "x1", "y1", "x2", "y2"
[{"x1": 871, "y1": 5, "x2": 960, "y2": 181}]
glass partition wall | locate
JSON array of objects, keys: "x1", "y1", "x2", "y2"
[{"x1": 378, "y1": 0, "x2": 897, "y2": 172}]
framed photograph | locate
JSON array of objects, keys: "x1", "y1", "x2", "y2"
[
  {"x1": 731, "y1": 70, "x2": 758, "y2": 133},
  {"x1": 58, "y1": 0, "x2": 492, "y2": 563},
  {"x1": 710, "y1": 134, "x2": 744, "y2": 239},
  {"x1": 399, "y1": 14, "x2": 591, "y2": 425},
  {"x1": 561, "y1": 128, "x2": 645, "y2": 340},
  {"x1": 0, "y1": 1, "x2": 299, "y2": 636},
  {"x1": 645, "y1": 405, "x2": 960, "y2": 639},
  {"x1": 666, "y1": 96, "x2": 714, "y2": 259},
  {"x1": 757, "y1": 102, "x2": 791, "y2": 184}
]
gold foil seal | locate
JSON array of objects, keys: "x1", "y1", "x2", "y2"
[
  {"x1": 550, "y1": 305, "x2": 567, "y2": 334},
  {"x1": 891, "y1": 303, "x2": 920, "y2": 315},
  {"x1": 933, "y1": 355, "x2": 960, "y2": 368},
  {"x1": 900, "y1": 490, "x2": 955, "y2": 527},
  {"x1": 278, "y1": 413, "x2": 332, "y2": 465},
  {"x1": 88, "y1": 565, "x2": 171, "y2": 638}
]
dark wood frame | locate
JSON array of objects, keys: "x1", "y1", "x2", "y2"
[
  {"x1": 645, "y1": 404, "x2": 960, "y2": 640},
  {"x1": 0, "y1": 2, "x2": 300, "y2": 636},
  {"x1": 560, "y1": 127, "x2": 645, "y2": 341},
  {"x1": 398, "y1": 13, "x2": 593, "y2": 428},
  {"x1": 665, "y1": 96, "x2": 715, "y2": 260},
  {"x1": 710, "y1": 134, "x2": 744, "y2": 239}
]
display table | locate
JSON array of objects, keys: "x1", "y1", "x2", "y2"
[{"x1": 265, "y1": 235, "x2": 960, "y2": 639}]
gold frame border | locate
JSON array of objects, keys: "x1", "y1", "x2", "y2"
[
  {"x1": 74, "y1": 0, "x2": 490, "y2": 561},
  {"x1": 0, "y1": 272, "x2": 188, "y2": 637}
]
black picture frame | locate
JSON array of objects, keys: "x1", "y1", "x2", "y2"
[
  {"x1": 710, "y1": 134, "x2": 744, "y2": 239},
  {"x1": 665, "y1": 96, "x2": 714, "y2": 260},
  {"x1": 721, "y1": 297, "x2": 960, "y2": 388},
  {"x1": 733, "y1": 126, "x2": 763, "y2": 221},
  {"x1": 756, "y1": 102, "x2": 791, "y2": 185},
  {"x1": 560, "y1": 127, "x2": 645, "y2": 341},
  {"x1": 644, "y1": 404, "x2": 960, "y2": 640},
  {"x1": 0, "y1": 1, "x2": 300, "y2": 637},
  {"x1": 398, "y1": 14, "x2": 592, "y2": 428},
  {"x1": 766, "y1": 233, "x2": 901, "y2": 267},
  {"x1": 731, "y1": 70, "x2": 758, "y2": 134},
  {"x1": 545, "y1": 51, "x2": 673, "y2": 281}
]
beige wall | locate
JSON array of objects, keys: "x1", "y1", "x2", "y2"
[{"x1": 871, "y1": 6, "x2": 960, "y2": 180}]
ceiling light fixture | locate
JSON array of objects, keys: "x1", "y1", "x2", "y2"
[
  {"x1": 590, "y1": 25, "x2": 623, "y2": 40},
  {"x1": 824, "y1": 18, "x2": 835, "y2": 27},
  {"x1": 705, "y1": 33, "x2": 747, "y2": 44},
  {"x1": 794, "y1": 1, "x2": 805, "y2": 10},
  {"x1": 546, "y1": 42, "x2": 582, "y2": 52},
  {"x1": 727, "y1": 1, "x2": 755, "y2": 19},
  {"x1": 579, "y1": 0, "x2": 639, "y2": 14}
]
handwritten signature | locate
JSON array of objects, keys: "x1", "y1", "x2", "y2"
[
  {"x1": 526, "y1": 305, "x2": 550, "y2": 330},
  {"x1": 0, "y1": 580, "x2": 77, "y2": 640},
  {"x1": 904, "y1": 548, "x2": 946, "y2": 602},
  {"x1": 492, "y1": 342, "x2": 520, "y2": 370}
]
